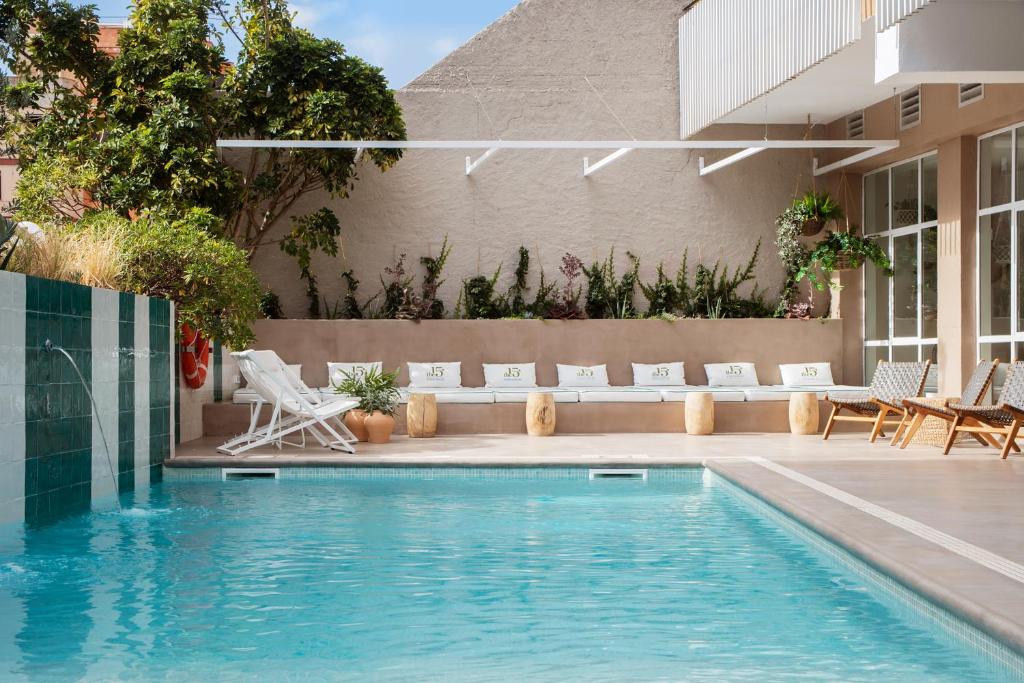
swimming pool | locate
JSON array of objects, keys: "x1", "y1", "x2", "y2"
[{"x1": 0, "y1": 467, "x2": 1021, "y2": 681}]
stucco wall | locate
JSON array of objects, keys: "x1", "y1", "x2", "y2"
[
  {"x1": 250, "y1": 318, "x2": 846, "y2": 388},
  {"x1": 249, "y1": 0, "x2": 812, "y2": 318}
]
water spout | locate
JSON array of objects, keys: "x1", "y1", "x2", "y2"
[{"x1": 44, "y1": 339, "x2": 121, "y2": 511}]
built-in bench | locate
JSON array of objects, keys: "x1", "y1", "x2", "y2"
[{"x1": 200, "y1": 318, "x2": 862, "y2": 437}]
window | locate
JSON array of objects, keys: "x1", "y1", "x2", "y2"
[
  {"x1": 863, "y1": 153, "x2": 939, "y2": 390},
  {"x1": 977, "y1": 123, "x2": 1024, "y2": 391}
]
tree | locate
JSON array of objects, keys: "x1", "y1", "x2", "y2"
[{"x1": 1, "y1": 0, "x2": 406, "y2": 311}]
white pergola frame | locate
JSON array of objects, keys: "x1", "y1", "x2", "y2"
[{"x1": 217, "y1": 139, "x2": 899, "y2": 177}]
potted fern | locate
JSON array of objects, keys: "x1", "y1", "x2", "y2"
[
  {"x1": 796, "y1": 229, "x2": 894, "y2": 291},
  {"x1": 359, "y1": 367, "x2": 402, "y2": 443},
  {"x1": 791, "y1": 190, "x2": 844, "y2": 236}
]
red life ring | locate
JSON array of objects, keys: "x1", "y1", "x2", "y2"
[{"x1": 180, "y1": 323, "x2": 211, "y2": 389}]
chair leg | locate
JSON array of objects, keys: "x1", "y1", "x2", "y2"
[
  {"x1": 1001, "y1": 420, "x2": 1022, "y2": 460},
  {"x1": 899, "y1": 413, "x2": 926, "y2": 449},
  {"x1": 869, "y1": 408, "x2": 889, "y2": 443},
  {"x1": 943, "y1": 415, "x2": 963, "y2": 455},
  {"x1": 889, "y1": 411, "x2": 909, "y2": 446},
  {"x1": 822, "y1": 404, "x2": 839, "y2": 441}
]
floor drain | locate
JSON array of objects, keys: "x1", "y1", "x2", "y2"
[
  {"x1": 222, "y1": 468, "x2": 281, "y2": 480},
  {"x1": 589, "y1": 469, "x2": 648, "y2": 480}
]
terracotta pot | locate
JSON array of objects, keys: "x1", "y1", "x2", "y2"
[
  {"x1": 364, "y1": 411, "x2": 395, "y2": 444},
  {"x1": 343, "y1": 409, "x2": 369, "y2": 442}
]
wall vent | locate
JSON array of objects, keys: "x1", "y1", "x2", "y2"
[
  {"x1": 846, "y1": 111, "x2": 865, "y2": 140},
  {"x1": 958, "y1": 83, "x2": 984, "y2": 107},
  {"x1": 899, "y1": 87, "x2": 921, "y2": 130}
]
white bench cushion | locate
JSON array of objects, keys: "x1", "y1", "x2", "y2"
[
  {"x1": 491, "y1": 388, "x2": 580, "y2": 403},
  {"x1": 576, "y1": 387, "x2": 663, "y2": 403},
  {"x1": 400, "y1": 388, "x2": 494, "y2": 404},
  {"x1": 660, "y1": 386, "x2": 747, "y2": 403},
  {"x1": 743, "y1": 385, "x2": 868, "y2": 401}
]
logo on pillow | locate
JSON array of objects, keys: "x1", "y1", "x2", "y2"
[
  {"x1": 427, "y1": 366, "x2": 446, "y2": 378},
  {"x1": 726, "y1": 365, "x2": 744, "y2": 376},
  {"x1": 504, "y1": 367, "x2": 521, "y2": 378},
  {"x1": 653, "y1": 366, "x2": 669, "y2": 378},
  {"x1": 801, "y1": 366, "x2": 819, "y2": 377},
  {"x1": 577, "y1": 368, "x2": 595, "y2": 377}
]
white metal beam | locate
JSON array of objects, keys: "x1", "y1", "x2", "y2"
[
  {"x1": 217, "y1": 139, "x2": 899, "y2": 151},
  {"x1": 582, "y1": 148, "x2": 632, "y2": 177},
  {"x1": 812, "y1": 145, "x2": 894, "y2": 176},
  {"x1": 698, "y1": 147, "x2": 764, "y2": 176},
  {"x1": 465, "y1": 147, "x2": 499, "y2": 175}
]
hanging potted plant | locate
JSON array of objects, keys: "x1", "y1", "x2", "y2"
[
  {"x1": 790, "y1": 190, "x2": 844, "y2": 237},
  {"x1": 795, "y1": 228, "x2": 894, "y2": 291}
]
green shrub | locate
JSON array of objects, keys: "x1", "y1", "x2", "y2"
[
  {"x1": 583, "y1": 249, "x2": 640, "y2": 319},
  {"x1": 119, "y1": 209, "x2": 261, "y2": 348}
]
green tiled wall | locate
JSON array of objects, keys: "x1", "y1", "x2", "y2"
[
  {"x1": 117, "y1": 292, "x2": 135, "y2": 493},
  {"x1": 23, "y1": 278, "x2": 93, "y2": 525},
  {"x1": 148, "y1": 298, "x2": 172, "y2": 482}
]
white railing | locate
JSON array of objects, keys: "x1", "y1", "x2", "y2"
[
  {"x1": 875, "y1": 0, "x2": 933, "y2": 32},
  {"x1": 679, "y1": 0, "x2": 862, "y2": 139},
  {"x1": 678, "y1": 0, "x2": 935, "y2": 139}
]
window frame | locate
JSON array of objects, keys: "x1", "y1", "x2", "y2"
[
  {"x1": 862, "y1": 151, "x2": 940, "y2": 383},
  {"x1": 976, "y1": 122, "x2": 1024, "y2": 364}
]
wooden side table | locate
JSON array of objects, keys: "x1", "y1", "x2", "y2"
[
  {"x1": 684, "y1": 392, "x2": 714, "y2": 435},
  {"x1": 526, "y1": 392, "x2": 556, "y2": 436},
  {"x1": 788, "y1": 392, "x2": 819, "y2": 435},
  {"x1": 407, "y1": 393, "x2": 437, "y2": 438}
]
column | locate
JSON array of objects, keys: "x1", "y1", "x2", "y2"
[{"x1": 935, "y1": 136, "x2": 977, "y2": 395}]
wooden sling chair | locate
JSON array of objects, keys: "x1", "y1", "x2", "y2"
[
  {"x1": 897, "y1": 359, "x2": 999, "y2": 449},
  {"x1": 944, "y1": 360, "x2": 1024, "y2": 459},
  {"x1": 822, "y1": 360, "x2": 931, "y2": 443}
]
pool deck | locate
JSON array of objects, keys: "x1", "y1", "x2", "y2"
[{"x1": 170, "y1": 433, "x2": 1024, "y2": 656}]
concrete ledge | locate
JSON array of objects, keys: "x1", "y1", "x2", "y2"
[{"x1": 708, "y1": 459, "x2": 1024, "y2": 657}]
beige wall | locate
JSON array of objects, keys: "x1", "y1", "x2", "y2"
[
  {"x1": 248, "y1": 0, "x2": 810, "y2": 319},
  {"x1": 820, "y1": 82, "x2": 1024, "y2": 387},
  {"x1": 251, "y1": 318, "x2": 846, "y2": 388},
  {"x1": 0, "y1": 162, "x2": 17, "y2": 212}
]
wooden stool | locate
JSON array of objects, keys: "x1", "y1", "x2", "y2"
[
  {"x1": 684, "y1": 392, "x2": 714, "y2": 435},
  {"x1": 526, "y1": 392, "x2": 556, "y2": 436},
  {"x1": 407, "y1": 393, "x2": 437, "y2": 438},
  {"x1": 788, "y1": 392, "x2": 819, "y2": 435}
]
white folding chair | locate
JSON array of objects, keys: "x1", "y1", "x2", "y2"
[{"x1": 217, "y1": 350, "x2": 359, "y2": 455}]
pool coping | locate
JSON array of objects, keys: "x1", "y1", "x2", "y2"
[{"x1": 707, "y1": 459, "x2": 1024, "y2": 659}]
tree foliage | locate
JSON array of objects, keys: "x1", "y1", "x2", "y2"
[{"x1": 1, "y1": 0, "x2": 406, "y2": 299}]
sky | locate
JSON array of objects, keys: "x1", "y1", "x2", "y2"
[{"x1": 88, "y1": 0, "x2": 518, "y2": 88}]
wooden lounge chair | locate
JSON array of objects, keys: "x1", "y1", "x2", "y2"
[
  {"x1": 897, "y1": 359, "x2": 999, "y2": 449},
  {"x1": 822, "y1": 360, "x2": 931, "y2": 443},
  {"x1": 944, "y1": 361, "x2": 1024, "y2": 459}
]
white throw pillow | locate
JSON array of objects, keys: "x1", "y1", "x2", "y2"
[
  {"x1": 779, "y1": 362, "x2": 834, "y2": 387},
  {"x1": 328, "y1": 361, "x2": 383, "y2": 387},
  {"x1": 408, "y1": 362, "x2": 462, "y2": 388},
  {"x1": 483, "y1": 363, "x2": 538, "y2": 388},
  {"x1": 704, "y1": 362, "x2": 759, "y2": 387},
  {"x1": 632, "y1": 362, "x2": 685, "y2": 386},
  {"x1": 284, "y1": 364, "x2": 305, "y2": 390},
  {"x1": 556, "y1": 364, "x2": 610, "y2": 387}
]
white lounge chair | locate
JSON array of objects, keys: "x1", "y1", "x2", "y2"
[{"x1": 218, "y1": 350, "x2": 360, "y2": 456}]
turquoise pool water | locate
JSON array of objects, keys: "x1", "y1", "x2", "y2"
[{"x1": 0, "y1": 468, "x2": 1020, "y2": 681}]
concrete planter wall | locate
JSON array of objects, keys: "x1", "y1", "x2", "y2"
[
  {"x1": 0, "y1": 271, "x2": 174, "y2": 526},
  {"x1": 249, "y1": 318, "x2": 847, "y2": 389}
]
